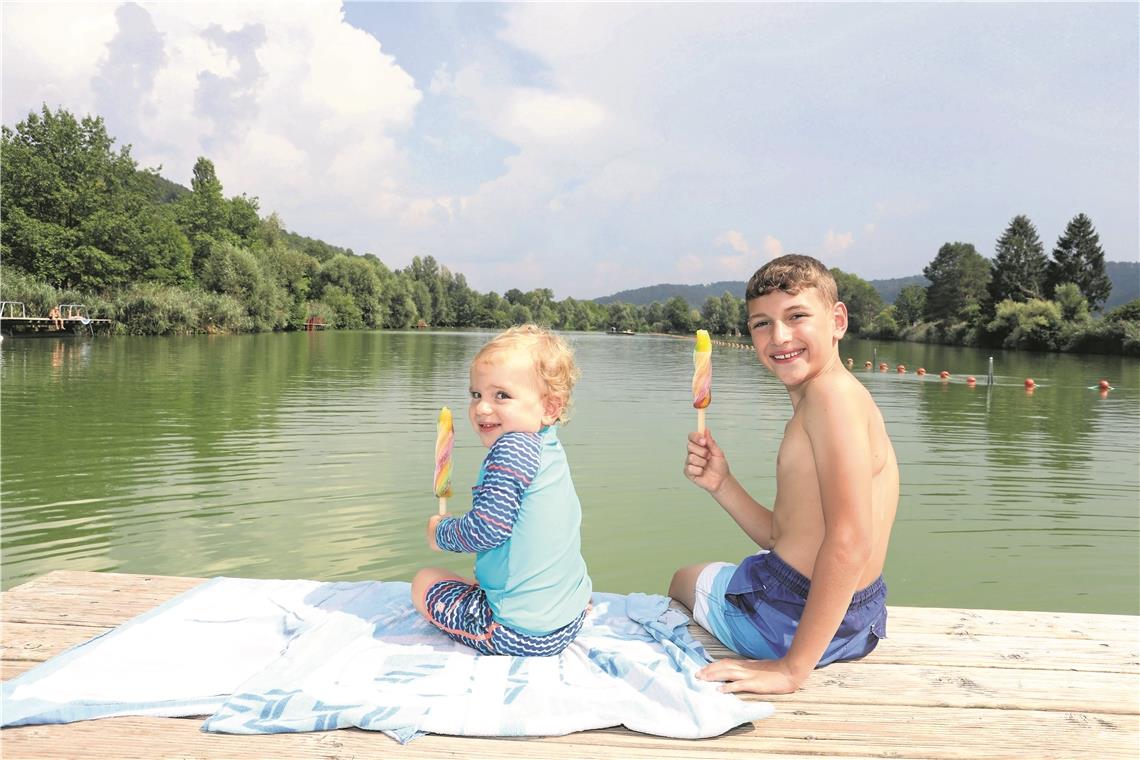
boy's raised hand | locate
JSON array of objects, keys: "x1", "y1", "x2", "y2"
[{"x1": 684, "y1": 429, "x2": 730, "y2": 494}]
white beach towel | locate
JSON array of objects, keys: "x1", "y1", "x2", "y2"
[{"x1": 2, "y1": 577, "x2": 772, "y2": 742}]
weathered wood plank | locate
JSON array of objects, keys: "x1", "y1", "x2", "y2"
[
  {"x1": 0, "y1": 622, "x2": 109, "y2": 664},
  {"x1": 1, "y1": 703, "x2": 1135, "y2": 760},
  {"x1": 4, "y1": 625, "x2": 1135, "y2": 717},
  {"x1": 3, "y1": 572, "x2": 1138, "y2": 760}
]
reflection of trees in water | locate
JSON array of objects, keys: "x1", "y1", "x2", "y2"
[
  {"x1": 913, "y1": 371, "x2": 1098, "y2": 476},
  {"x1": 0, "y1": 332, "x2": 484, "y2": 587}
]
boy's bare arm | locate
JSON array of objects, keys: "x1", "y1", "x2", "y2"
[
  {"x1": 782, "y1": 384, "x2": 874, "y2": 679},
  {"x1": 699, "y1": 384, "x2": 873, "y2": 693},
  {"x1": 685, "y1": 429, "x2": 773, "y2": 548}
]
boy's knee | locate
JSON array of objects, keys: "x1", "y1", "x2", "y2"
[{"x1": 668, "y1": 564, "x2": 704, "y2": 611}]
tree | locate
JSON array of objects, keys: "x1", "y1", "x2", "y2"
[
  {"x1": 606, "y1": 302, "x2": 637, "y2": 332},
  {"x1": 893, "y1": 284, "x2": 926, "y2": 327},
  {"x1": 923, "y1": 242, "x2": 991, "y2": 324},
  {"x1": 177, "y1": 157, "x2": 231, "y2": 274},
  {"x1": 869, "y1": 306, "x2": 900, "y2": 339},
  {"x1": 314, "y1": 254, "x2": 383, "y2": 327},
  {"x1": 699, "y1": 296, "x2": 729, "y2": 334},
  {"x1": 831, "y1": 268, "x2": 883, "y2": 335},
  {"x1": 1047, "y1": 213, "x2": 1111, "y2": 311},
  {"x1": 986, "y1": 298, "x2": 1063, "y2": 351},
  {"x1": 228, "y1": 194, "x2": 261, "y2": 246},
  {"x1": 663, "y1": 296, "x2": 695, "y2": 333},
  {"x1": 988, "y1": 215, "x2": 1048, "y2": 307},
  {"x1": 1052, "y1": 282, "x2": 1090, "y2": 323},
  {"x1": 1, "y1": 105, "x2": 191, "y2": 289},
  {"x1": 721, "y1": 292, "x2": 744, "y2": 335}
]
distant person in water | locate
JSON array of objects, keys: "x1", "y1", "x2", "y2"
[
  {"x1": 412, "y1": 325, "x2": 592, "y2": 656},
  {"x1": 671, "y1": 254, "x2": 899, "y2": 694}
]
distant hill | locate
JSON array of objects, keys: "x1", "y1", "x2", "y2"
[
  {"x1": 595, "y1": 264, "x2": 1139, "y2": 310},
  {"x1": 595, "y1": 281, "x2": 746, "y2": 308},
  {"x1": 595, "y1": 275, "x2": 929, "y2": 308},
  {"x1": 1105, "y1": 261, "x2": 1139, "y2": 309}
]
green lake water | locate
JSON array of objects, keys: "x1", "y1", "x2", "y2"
[{"x1": 2, "y1": 331, "x2": 1137, "y2": 614}]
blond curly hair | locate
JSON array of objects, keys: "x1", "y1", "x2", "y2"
[{"x1": 472, "y1": 324, "x2": 581, "y2": 424}]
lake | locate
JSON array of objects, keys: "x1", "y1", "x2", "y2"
[{"x1": 2, "y1": 331, "x2": 1137, "y2": 614}]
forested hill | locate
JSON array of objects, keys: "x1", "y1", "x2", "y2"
[
  {"x1": 1106, "y1": 261, "x2": 1140, "y2": 307},
  {"x1": 596, "y1": 265, "x2": 1138, "y2": 309},
  {"x1": 594, "y1": 275, "x2": 929, "y2": 308}
]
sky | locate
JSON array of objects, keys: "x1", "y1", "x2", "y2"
[{"x1": 3, "y1": 2, "x2": 1137, "y2": 299}]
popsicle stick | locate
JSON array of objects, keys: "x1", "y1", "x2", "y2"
[
  {"x1": 697, "y1": 408, "x2": 706, "y2": 435},
  {"x1": 438, "y1": 496, "x2": 447, "y2": 516}
]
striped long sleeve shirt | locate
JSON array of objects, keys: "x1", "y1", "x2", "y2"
[{"x1": 435, "y1": 432, "x2": 542, "y2": 553}]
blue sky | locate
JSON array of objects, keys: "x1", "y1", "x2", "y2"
[{"x1": 3, "y1": 2, "x2": 1137, "y2": 298}]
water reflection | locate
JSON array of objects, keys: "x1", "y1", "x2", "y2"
[{"x1": 1, "y1": 332, "x2": 1137, "y2": 615}]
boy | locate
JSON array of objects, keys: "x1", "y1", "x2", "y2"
[
  {"x1": 412, "y1": 325, "x2": 592, "y2": 656},
  {"x1": 670, "y1": 254, "x2": 898, "y2": 694}
]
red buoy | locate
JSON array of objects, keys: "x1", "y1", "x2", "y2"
[
  {"x1": 1024, "y1": 378, "x2": 1035, "y2": 389},
  {"x1": 1099, "y1": 379, "x2": 1110, "y2": 391},
  {"x1": 966, "y1": 376, "x2": 977, "y2": 386}
]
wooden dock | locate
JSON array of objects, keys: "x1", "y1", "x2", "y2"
[{"x1": 2, "y1": 571, "x2": 1137, "y2": 759}]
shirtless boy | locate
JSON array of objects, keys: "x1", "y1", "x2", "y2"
[{"x1": 670, "y1": 254, "x2": 898, "y2": 695}]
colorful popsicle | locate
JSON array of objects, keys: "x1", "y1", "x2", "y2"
[
  {"x1": 692, "y1": 329, "x2": 712, "y2": 433},
  {"x1": 434, "y1": 406, "x2": 454, "y2": 515}
]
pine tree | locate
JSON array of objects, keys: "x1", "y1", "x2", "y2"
[
  {"x1": 922, "y1": 242, "x2": 990, "y2": 323},
  {"x1": 1047, "y1": 213, "x2": 1111, "y2": 311},
  {"x1": 988, "y1": 215, "x2": 1048, "y2": 308}
]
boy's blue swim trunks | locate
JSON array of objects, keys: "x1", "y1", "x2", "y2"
[{"x1": 692, "y1": 550, "x2": 887, "y2": 666}]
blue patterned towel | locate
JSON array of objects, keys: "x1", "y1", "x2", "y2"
[{"x1": 2, "y1": 578, "x2": 772, "y2": 741}]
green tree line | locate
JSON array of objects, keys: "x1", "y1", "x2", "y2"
[
  {"x1": 2, "y1": 106, "x2": 1135, "y2": 353},
  {"x1": 863, "y1": 214, "x2": 1138, "y2": 355}
]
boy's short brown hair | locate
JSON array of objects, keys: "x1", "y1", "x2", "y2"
[
  {"x1": 473, "y1": 324, "x2": 581, "y2": 424},
  {"x1": 745, "y1": 254, "x2": 838, "y2": 306}
]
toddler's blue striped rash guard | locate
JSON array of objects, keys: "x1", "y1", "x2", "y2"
[{"x1": 434, "y1": 426, "x2": 592, "y2": 637}]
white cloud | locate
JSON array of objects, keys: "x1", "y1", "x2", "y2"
[
  {"x1": 510, "y1": 91, "x2": 605, "y2": 141},
  {"x1": 822, "y1": 230, "x2": 855, "y2": 255},
  {"x1": 3, "y1": 1, "x2": 434, "y2": 250},
  {"x1": 4, "y1": 3, "x2": 1135, "y2": 297},
  {"x1": 716, "y1": 230, "x2": 752, "y2": 255},
  {"x1": 763, "y1": 236, "x2": 784, "y2": 258}
]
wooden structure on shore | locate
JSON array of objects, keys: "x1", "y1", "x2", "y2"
[
  {"x1": 0, "y1": 302, "x2": 112, "y2": 335},
  {"x1": 2, "y1": 571, "x2": 1136, "y2": 758}
]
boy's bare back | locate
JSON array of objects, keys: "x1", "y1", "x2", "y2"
[
  {"x1": 770, "y1": 364, "x2": 898, "y2": 589},
  {"x1": 675, "y1": 254, "x2": 900, "y2": 694}
]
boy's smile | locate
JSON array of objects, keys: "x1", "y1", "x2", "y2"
[{"x1": 747, "y1": 287, "x2": 847, "y2": 392}]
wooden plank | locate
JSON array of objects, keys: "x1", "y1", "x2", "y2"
[
  {"x1": 1, "y1": 704, "x2": 1135, "y2": 760},
  {"x1": 3, "y1": 572, "x2": 1138, "y2": 760},
  {"x1": 696, "y1": 629, "x2": 1138, "y2": 674},
  {"x1": 1, "y1": 622, "x2": 108, "y2": 664},
  {"x1": 4, "y1": 622, "x2": 1136, "y2": 717},
  {"x1": 882, "y1": 605, "x2": 1140, "y2": 642}
]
